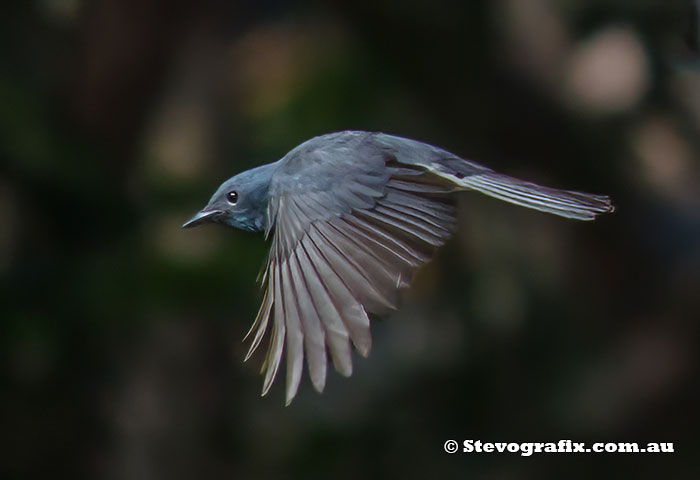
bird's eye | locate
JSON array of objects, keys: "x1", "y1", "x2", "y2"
[{"x1": 227, "y1": 191, "x2": 238, "y2": 205}]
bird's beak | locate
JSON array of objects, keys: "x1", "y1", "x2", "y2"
[{"x1": 182, "y1": 208, "x2": 224, "y2": 228}]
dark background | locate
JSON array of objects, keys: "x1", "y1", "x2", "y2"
[{"x1": 2, "y1": 0, "x2": 699, "y2": 478}]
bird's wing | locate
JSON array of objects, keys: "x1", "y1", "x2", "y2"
[{"x1": 245, "y1": 133, "x2": 457, "y2": 404}]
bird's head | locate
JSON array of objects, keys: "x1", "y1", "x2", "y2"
[{"x1": 182, "y1": 163, "x2": 275, "y2": 233}]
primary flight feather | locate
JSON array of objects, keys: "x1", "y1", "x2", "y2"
[{"x1": 183, "y1": 131, "x2": 614, "y2": 404}]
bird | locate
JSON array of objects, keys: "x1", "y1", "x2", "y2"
[{"x1": 183, "y1": 131, "x2": 614, "y2": 405}]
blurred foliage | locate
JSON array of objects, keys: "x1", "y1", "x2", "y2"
[{"x1": 1, "y1": 0, "x2": 699, "y2": 479}]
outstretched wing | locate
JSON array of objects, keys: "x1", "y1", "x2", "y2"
[{"x1": 245, "y1": 132, "x2": 457, "y2": 404}]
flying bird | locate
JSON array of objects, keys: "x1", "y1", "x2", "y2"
[{"x1": 183, "y1": 131, "x2": 613, "y2": 404}]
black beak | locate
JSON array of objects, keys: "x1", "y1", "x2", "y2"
[{"x1": 182, "y1": 208, "x2": 224, "y2": 228}]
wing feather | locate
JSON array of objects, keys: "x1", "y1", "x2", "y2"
[
  {"x1": 385, "y1": 187, "x2": 457, "y2": 217},
  {"x1": 244, "y1": 265, "x2": 274, "y2": 361},
  {"x1": 281, "y1": 258, "x2": 304, "y2": 405},
  {"x1": 308, "y1": 225, "x2": 395, "y2": 314},
  {"x1": 328, "y1": 217, "x2": 413, "y2": 285},
  {"x1": 374, "y1": 204, "x2": 452, "y2": 239},
  {"x1": 297, "y1": 238, "x2": 354, "y2": 376},
  {"x1": 261, "y1": 261, "x2": 286, "y2": 396},
  {"x1": 333, "y1": 216, "x2": 422, "y2": 269},
  {"x1": 386, "y1": 178, "x2": 455, "y2": 194},
  {"x1": 360, "y1": 209, "x2": 444, "y2": 246},
  {"x1": 287, "y1": 249, "x2": 328, "y2": 393},
  {"x1": 314, "y1": 221, "x2": 400, "y2": 311},
  {"x1": 305, "y1": 226, "x2": 375, "y2": 353}
]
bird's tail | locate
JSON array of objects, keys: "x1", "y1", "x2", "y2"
[
  {"x1": 459, "y1": 171, "x2": 614, "y2": 221},
  {"x1": 375, "y1": 133, "x2": 614, "y2": 220}
]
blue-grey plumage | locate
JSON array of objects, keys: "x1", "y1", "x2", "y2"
[
  {"x1": 184, "y1": 130, "x2": 614, "y2": 404},
  {"x1": 183, "y1": 162, "x2": 278, "y2": 232}
]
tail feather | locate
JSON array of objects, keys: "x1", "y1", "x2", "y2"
[
  {"x1": 374, "y1": 133, "x2": 614, "y2": 221},
  {"x1": 462, "y1": 172, "x2": 614, "y2": 221}
]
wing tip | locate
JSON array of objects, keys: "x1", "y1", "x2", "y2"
[
  {"x1": 355, "y1": 342, "x2": 371, "y2": 358},
  {"x1": 312, "y1": 378, "x2": 326, "y2": 394},
  {"x1": 284, "y1": 389, "x2": 297, "y2": 406},
  {"x1": 334, "y1": 360, "x2": 353, "y2": 377}
]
